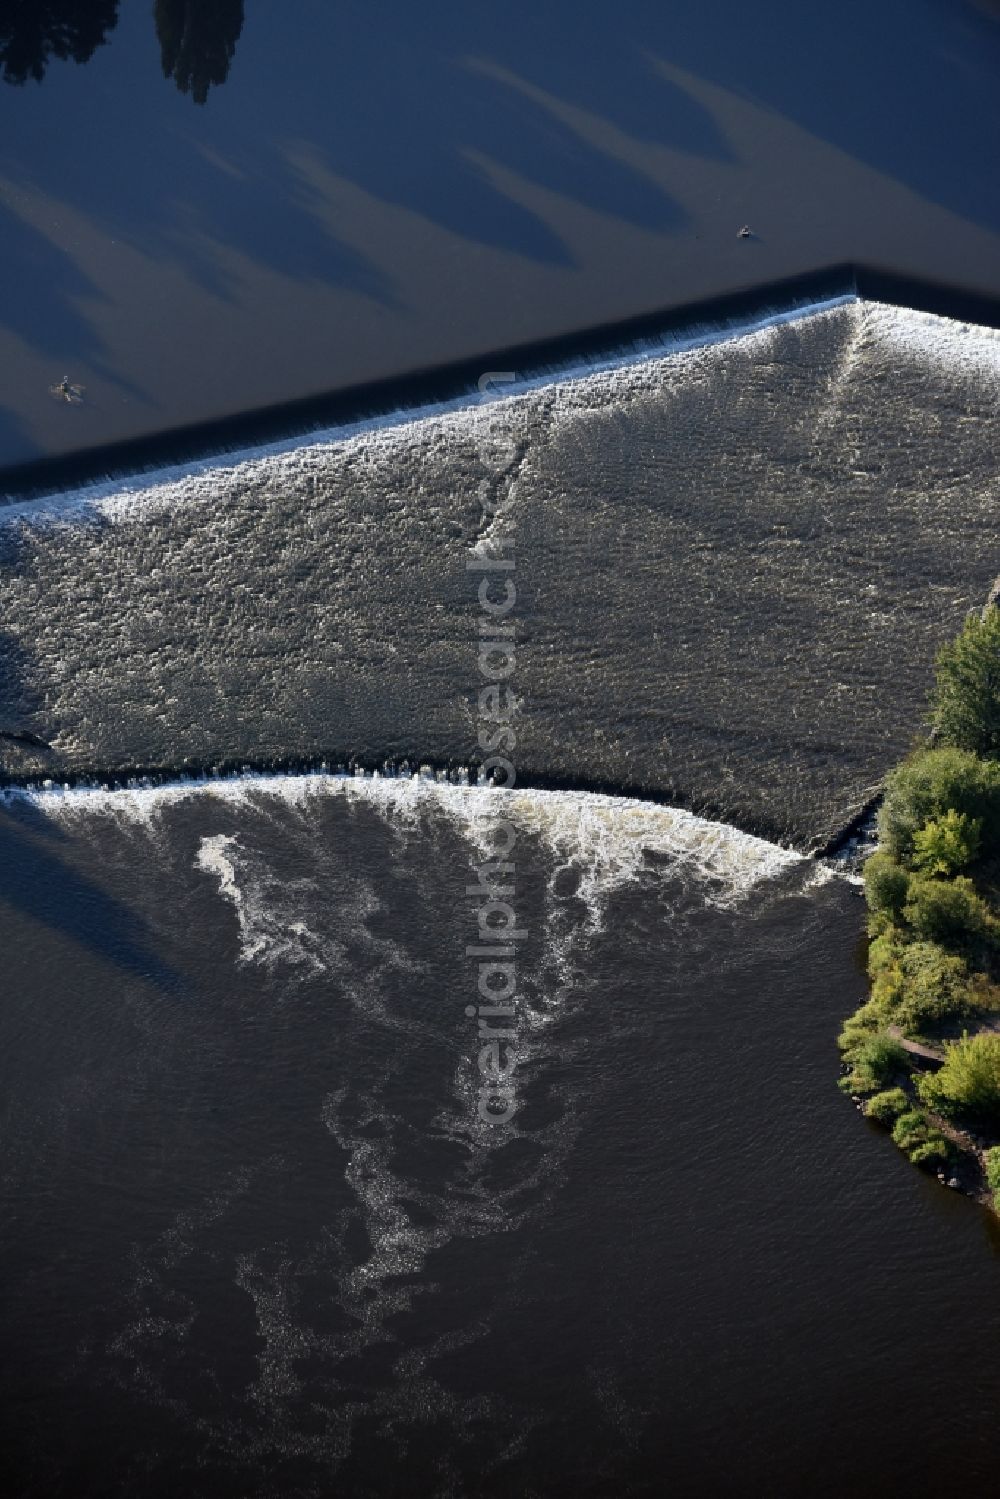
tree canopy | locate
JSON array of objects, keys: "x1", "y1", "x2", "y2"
[{"x1": 932, "y1": 606, "x2": 1000, "y2": 758}]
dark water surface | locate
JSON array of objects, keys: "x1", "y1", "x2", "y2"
[
  {"x1": 1, "y1": 776, "x2": 998, "y2": 1498},
  {"x1": 2, "y1": 8, "x2": 1000, "y2": 1491},
  {"x1": 2, "y1": 0, "x2": 1000, "y2": 470}
]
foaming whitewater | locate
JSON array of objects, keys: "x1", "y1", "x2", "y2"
[
  {"x1": 0, "y1": 297, "x2": 995, "y2": 849},
  {"x1": 10, "y1": 767, "x2": 802, "y2": 911},
  {"x1": 194, "y1": 833, "x2": 334, "y2": 977},
  {"x1": 0, "y1": 767, "x2": 818, "y2": 1483},
  {"x1": 10, "y1": 767, "x2": 807, "y2": 1033},
  {"x1": 2, "y1": 295, "x2": 997, "y2": 535},
  {"x1": 0, "y1": 290, "x2": 855, "y2": 518},
  {"x1": 11, "y1": 754, "x2": 995, "y2": 1499},
  {"x1": 871, "y1": 303, "x2": 1000, "y2": 392}
]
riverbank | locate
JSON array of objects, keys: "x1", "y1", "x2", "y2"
[
  {"x1": 844, "y1": 1057, "x2": 999, "y2": 1208},
  {"x1": 839, "y1": 601, "x2": 1000, "y2": 1213}
]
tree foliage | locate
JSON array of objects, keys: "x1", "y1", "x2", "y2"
[
  {"x1": 869, "y1": 936, "x2": 978, "y2": 1032},
  {"x1": 902, "y1": 875, "x2": 993, "y2": 951},
  {"x1": 863, "y1": 1087, "x2": 910, "y2": 1124},
  {"x1": 918, "y1": 1032, "x2": 1000, "y2": 1122},
  {"x1": 845, "y1": 610, "x2": 1000, "y2": 1199},
  {"x1": 877, "y1": 746, "x2": 1000, "y2": 863},
  {"x1": 932, "y1": 608, "x2": 1000, "y2": 758},
  {"x1": 912, "y1": 808, "x2": 981, "y2": 877},
  {"x1": 985, "y1": 1146, "x2": 1000, "y2": 1208},
  {"x1": 863, "y1": 850, "x2": 910, "y2": 934}
]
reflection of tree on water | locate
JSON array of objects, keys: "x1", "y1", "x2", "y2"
[
  {"x1": 155, "y1": 0, "x2": 244, "y2": 105},
  {"x1": 0, "y1": 0, "x2": 244, "y2": 101},
  {"x1": 0, "y1": 0, "x2": 119, "y2": 85}
]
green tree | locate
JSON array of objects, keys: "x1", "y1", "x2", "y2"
[
  {"x1": 892, "y1": 1109, "x2": 931, "y2": 1150},
  {"x1": 838, "y1": 1028, "x2": 909, "y2": 1095},
  {"x1": 985, "y1": 1146, "x2": 1000, "y2": 1211},
  {"x1": 863, "y1": 850, "x2": 910, "y2": 934},
  {"x1": 863, "y1": 1087, "x2": 910, "y2": 1124},
  {"x1": 877, "y1": 746, "x2": 1000, "y2": 862},
  {"x1": 902, "y1": 875, "x2": 993, "y2": 951},
  {"x1": 918, "y1": 1032, "x2": 1000, "y2": 1122},
  {"x1": 912, "y1": 808, "x2": 981, "y2": 876},
  {"x1": 908, "y1": 1136, "x2": 949, "y2": 1170},
  {"x1": 932, "y1": 608, "x2": 1000, "y2": 758},
  {"x1": 869, "y1": 936, "x2": 976, "y2": 1032}
]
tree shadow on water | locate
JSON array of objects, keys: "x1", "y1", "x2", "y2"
[
  {"x1": 0, "y1": 399, "x2": 34, "y2": 469},
  {"x1": 0, "y1": 0, "x2": 396, "y2": 356},
  {"x1": 0, "y1": 796, "x2": 181, "y2": 992},
  {"x1": 0, "y1": 525, "x2": 179, "y2": 993}
]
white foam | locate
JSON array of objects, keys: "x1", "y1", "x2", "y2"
[
  {"x1": 3, "y1": 291, "x2": 997, "y2": 638},
  {"x1": 5, "y1": 293, "x2": 997, "y2": 553},
  {"x1": 194, "y1": 832, "x2": 329, "y2": 975},
  {"x1": 52, "y1": 763, "x2": 812, "y2": 1461},
  {"x1": 0, "y1": 292, "x2": 854, "y2": 522},
  {"x1": 7, "y1": 767, "x2": 800, "y2": 903},
  {"x1": 868, "y1": 302, "x2": 1000, "y2": 387}
]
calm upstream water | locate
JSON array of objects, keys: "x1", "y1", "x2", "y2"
[
  {"x1": 3, "y1": 0, "x2": 1000, "y2": 473},
  {"x1": 1, "y1": 775, "x2": 999, "y2": 1498}
]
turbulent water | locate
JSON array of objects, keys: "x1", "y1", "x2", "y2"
[
  {"x1": 2, "y1": 301, "x2": 1000, "y2": 1497},
  {"x1": 1, "y1": 298, "x2": 998, "y2": 846},
  {"x1": 1, "y1": 773, "x2": 999, "y2": 1498}
]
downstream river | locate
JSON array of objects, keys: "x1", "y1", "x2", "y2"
[{"x1": 2, "y1": 774, "x2": 999, "y2": 1498}]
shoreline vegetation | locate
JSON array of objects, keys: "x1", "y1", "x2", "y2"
[{"x1": 840, "y1": 596, "x2": 1000, "y2": 1211}]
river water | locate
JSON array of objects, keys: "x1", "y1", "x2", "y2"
[
  {"x1": 3, "y1": 0, "x2": 1000, "y2": 474},
  {"x1": 1, "y1": 295, "x2": 999, "y2": 1493},
  {"x1": 2, "y1": 299, "x2": 999, "y2": 848},
  {"x1": 1, "y1": 773, "x2": 999, "y2": 1498},
  {"x1": 3, "y1": 4, "x2": 1000, "y2": 1490}
]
